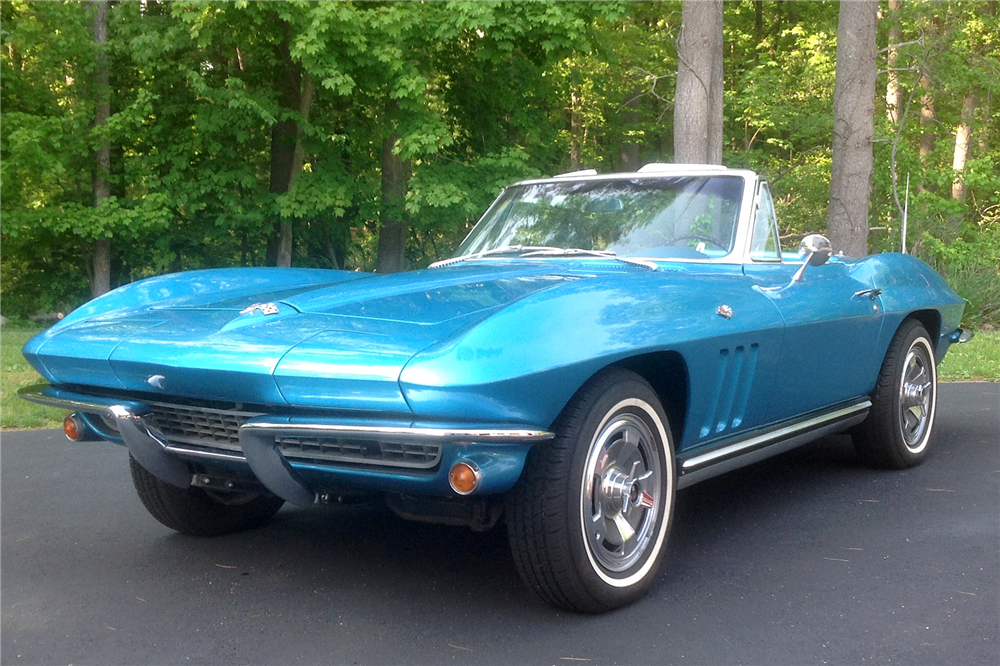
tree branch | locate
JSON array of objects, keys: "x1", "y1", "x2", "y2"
[
  {"x1": 877, "y1": 37, "x2": 923, "y2": 55},
  {"x1": 769, "y1": 146, "x2": 824, "y2": 187}
]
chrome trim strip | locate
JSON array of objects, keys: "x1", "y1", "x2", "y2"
[
  {"x1": 163, "y1": 444, "x2": 248, "y2": 463},
  {"x1": 16, "y1": 384, "x2": 148, "y2": 419},
  {"x1": 681, "y1": 400, "x2": 872, "y2": 471},
  {"x1": 240, "y1": 421, "x2": 554, "y2": 443},
  {"x1": 676, "y1": 409, "x2": 869, "y2": 490}
]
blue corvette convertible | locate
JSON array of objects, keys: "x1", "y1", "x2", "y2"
[{"x1": 21, "y1": 164, "x2": 969, "y2": 612}]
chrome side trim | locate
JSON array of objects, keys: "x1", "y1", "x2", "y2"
[
  {"x1": 240, "y1": 421, "x2": 554, "y2": 443},
  {"x1": 680, "y1": 400, "x2": 872, "y2": 473}
]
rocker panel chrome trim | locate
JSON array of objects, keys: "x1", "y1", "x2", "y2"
[{"x1": 677, "y1": 400, "x2": 871, "y2": 488}]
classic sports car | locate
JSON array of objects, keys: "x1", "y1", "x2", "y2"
[{"x1": 21, "y1": 164, "x2": 970, "y2": 612}]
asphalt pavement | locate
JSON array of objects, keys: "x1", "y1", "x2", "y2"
[{"x1": 2, "y1": 383, "x2": 997, "y2": 665}]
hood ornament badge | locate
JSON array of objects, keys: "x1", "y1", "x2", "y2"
[
  {"x1": 147, "y1": 374, "x2": 166, "y2": 390},
  {"x1": 240, "y1": 302, "x2": 280, "y2": 316},
  {"x1": 717, "y1": 305, "x2": 733, "y2": 319}
]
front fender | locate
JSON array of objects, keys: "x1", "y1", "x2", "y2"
[
  {"x1": 398, "y1": 269, "x2": 784, "y2": 438},
  {"x1": 864, "y1": 254, "x2": 965, "y2": 362}
]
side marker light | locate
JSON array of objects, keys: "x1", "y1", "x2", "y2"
[
  {"x1": 63, "y1": 415, "x2": 82, "y2": 442},
  {"x1": 449, "y1": 461, "x2": 481, "y2": 495}
]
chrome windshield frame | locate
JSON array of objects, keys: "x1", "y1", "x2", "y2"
[{"x1": 449, "y1": 169, "x2": 759, "y2": 266}]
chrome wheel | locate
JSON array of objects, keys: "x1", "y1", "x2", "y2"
[
  {"x1": 898, "y1": 338, "x2": 935, "y2": 453},
  {"x1": 581, "y1": 401, "x2": 664, "y2": 575}
]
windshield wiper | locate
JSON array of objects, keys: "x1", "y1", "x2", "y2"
[
  {"x1": 520, "y1": 247, "x2": 659, "y2": 271},
  {"x1": 429, "y1": 245, "x2": 562, "y2": 268},
  {"x1": 429, "y1": 245, "x2": 658, "y2": 271}
]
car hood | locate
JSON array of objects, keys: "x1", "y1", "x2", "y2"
[{"x1": 25, "y1": 264, "x2": 579, "y2": 410}]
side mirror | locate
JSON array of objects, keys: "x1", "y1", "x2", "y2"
[{"x1": 792, "y1": 234, "x2": 833, "y2": 282}]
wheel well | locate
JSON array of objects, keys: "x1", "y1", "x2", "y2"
[
  {"x1": 903, "y1": 309, "x2": 941, "y2": 349},
  {"x1": 612, "y1": 352, "x2": 689, "y2": 446}
]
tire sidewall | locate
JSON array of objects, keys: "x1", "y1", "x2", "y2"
[
  {"x1": 889, "y1": 326, "x2": 937, "y2": 461},
  {"x1": 564, "y1": 375, "x2": 676, "y2": 605}
]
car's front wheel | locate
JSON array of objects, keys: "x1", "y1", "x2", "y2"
[
  {"x1": 507, "y1": 368, "x2": 675, "y2": 612},
  {"x1": 853, "y1": 319, "x2": 938, "y2": 469},
  {"x1": 129, "y1": 456, "x2": 285, "y2": 536}
]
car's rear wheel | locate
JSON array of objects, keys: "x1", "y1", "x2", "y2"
[
  {"x1": 854, "y1": 320, "x2": 938, "y2": 469},
  {"x1": 507, "y1": 368, "x2": 675, "y2": 613},
  {"x1": 129, "y1": 456, "x2": 284, "y2": 536}
]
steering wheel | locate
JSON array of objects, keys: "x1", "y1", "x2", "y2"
[{"x1": 666, "y1": 234, "x2": 727, "y2": 250}]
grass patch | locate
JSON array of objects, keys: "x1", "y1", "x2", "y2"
[
  {"x1": 938, "y1": 329, "x2": 1000, "y2": 382},
  {"x1": 1, "y1": 324, "x2": 63, "y2": 430},
  {"x1": 1, "y1": 322, "x2": 996, "y2": 432}
]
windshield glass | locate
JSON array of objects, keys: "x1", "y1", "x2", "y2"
[{"x1": 455, "y1": 176, "x2": 745, "y2": 261}]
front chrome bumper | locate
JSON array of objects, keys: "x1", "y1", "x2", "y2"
[{"x1": 18, "y1": 384, "x2": 553, "y2": 506}]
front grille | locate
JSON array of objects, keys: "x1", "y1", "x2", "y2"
[
  {"x1": 126, "y1": 396, "x2": 442, "y2": 472},
  {"x1": 276, "y1": 436, "x2": 443, "y2": 470},
  {"x1": 146, "y1": 402, "x2": 262, "y2": 452}
]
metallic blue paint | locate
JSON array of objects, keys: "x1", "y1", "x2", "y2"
[{"x1": 20, "y1": 216, "x2": 965, "y2": 501}]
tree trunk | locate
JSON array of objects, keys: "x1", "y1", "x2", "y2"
[
  {"x1": 267, "y1": 23, "x2": 302, "y2": 267},
  {"x1": 617, "y1": 86, "x2": 641, "y2": 171},
  {"x1": 569, "y1": 97, "x2": 582, "y2": 169},
  {"x1": 376, "y1": 99, "x2": 411, "y2": 274},
  {"x1": 827, "y1": 0, "x2": 878, "y2": 258},
  {"x1": 569, "y1": 67, "x2": 582, "y2": 169},
  {"x1": 918, "y1": 74, "x2": 936, "y2": 158},
  {"x1": 674, "y1": 0, "x2": 724, "y2": 164},
  {"x1": 950, "y1": 92, "x2": 977, "y2": 202},
  {"x1": 90, "y1": 0, "x2": 111, "y2": 297},
  {"x1": 275, "y1": 71, "x2": 315, "y2": 267},
  {"x1": 753, "y1": 1, "x2": 763, "y2": 45},
  {"x1": 885, "y1": 0, "x2": 902, "y2": 123}
]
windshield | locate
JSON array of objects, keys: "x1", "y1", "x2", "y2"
[{"x1": 455, "y1": 176, "x2": 745, "y2": 261}]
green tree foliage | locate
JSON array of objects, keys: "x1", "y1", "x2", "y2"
[
  {"x1": 870, "y1": 1, "x2": 1000, "y2": 328},
  {"x1": 2, "y1": 0, "x2": 997, "y2": 327}
]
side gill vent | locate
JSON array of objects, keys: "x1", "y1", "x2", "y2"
[{"x1": 700, "y1": 343, "x2": 760, "y2": 438}]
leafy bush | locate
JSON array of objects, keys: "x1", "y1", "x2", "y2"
[{"x1": 921, "y1": 223, "x2": 1000, "y2": 330}]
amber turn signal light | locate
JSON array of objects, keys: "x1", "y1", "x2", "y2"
[
  {"x1": 448, "y1": 461, "x2": 481, "y2": 495},
  {"x1": 63, "y1": 415, "x2": 82, "y2": 441}
]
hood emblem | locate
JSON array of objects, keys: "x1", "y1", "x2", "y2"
[
  {"x1": 716, "y1": 305, "x2": 733, "y2": 319},
  {"x1": 240, "y1": 302, "x2": 280, "y2": 316},
  {"x1": 147, "y1": 374, "x2": 166, "y2": 390}
]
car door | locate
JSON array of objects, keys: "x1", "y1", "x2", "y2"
[{"x1": 742, "y1": 183, "x2": 884, "y2": 423}]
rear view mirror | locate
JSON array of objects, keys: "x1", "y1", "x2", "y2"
[{"x1": 792, "y1": 234, "x2": 833, "y2": 281}]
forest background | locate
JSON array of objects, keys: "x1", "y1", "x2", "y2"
[{"x1": 2, "y1": 0, "x2": 999, "y2": 329}]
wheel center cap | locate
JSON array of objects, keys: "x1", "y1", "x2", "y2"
[{"x1": 600, "y1": 468, "x2": 632, "y2": 513}]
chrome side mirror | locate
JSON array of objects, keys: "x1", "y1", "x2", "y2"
[{"x1": 792, "y1": 234, "x2": 833, "y2": 282}]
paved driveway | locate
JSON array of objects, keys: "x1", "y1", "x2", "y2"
[{"x1": 2, "y1": 383, "x2": 997, "y2": 665}]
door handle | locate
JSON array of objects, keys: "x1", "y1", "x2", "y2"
[{"x1": 853, "y1": 288, "x2": 882, "y2": 300}]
